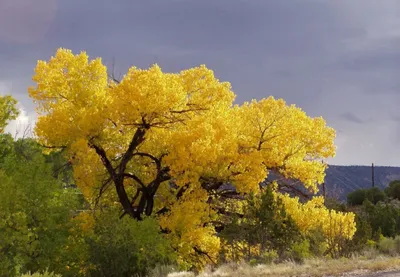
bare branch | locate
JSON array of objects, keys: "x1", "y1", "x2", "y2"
[{"x1": 108, "y1": 57, "x2": 121, "y2": 84}]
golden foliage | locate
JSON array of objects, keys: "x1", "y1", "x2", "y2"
[
  {"x1": 278, "y1": 194, "x2": 356, "y2": 240},
  {"x1": 29, "y1": 48, "x2": 347, "y2": 268},
  {"x1": 278, "y1": 192, "x2": 356, "y2": 255}
]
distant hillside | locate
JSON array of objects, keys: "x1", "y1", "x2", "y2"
[
  {"x1": 324, "y1": 165, "x2": 400, "y2": 200},
  {"x1": 226, "y1": 165, "x2": 400, "y2": 201}
]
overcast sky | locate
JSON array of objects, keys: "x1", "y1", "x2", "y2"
[{"x1": 2, "y1": 0, "x2": 400, "y2": 166}]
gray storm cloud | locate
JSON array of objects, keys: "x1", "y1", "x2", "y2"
[{"x1": 1, "y1": 0, "x2": 400, "y2": 165}]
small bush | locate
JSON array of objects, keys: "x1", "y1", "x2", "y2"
[
  {"x1": 395, "y1": 236, "x2": 400, "y2": 251},
  {"x1": 260, "y1": 250, "x2": 278, "y2": 264},
  {"x1": 288, "y1": 240, "x2": 312, "y2": 263},
  {"x1": 86, "y1": 209, "x2": 177, "y2": 277},
  {"x1": 360, "y1": 247, "x2": 380, "y2": 259},
  {"x1": 385, "y1": 180, "x2": 400, "y2": 200},
  {"x1": 366, "y1": 239, "x2": 376, "y2": 249},
  {"x1": 249, "y1": 259, "x2": 258, "y2": 267},
  {"x1": 377, "y1": 236, "x2": 400, "y2": 256},
  {"x1": 306, "y1": 228, "x2": 327, "y2": 257}
]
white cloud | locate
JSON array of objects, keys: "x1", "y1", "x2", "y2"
[
  {"x1": 5, "y1": 107, "x2": 36, "y2": 139},
  {"x1": 0, "y1": 80, "x2": 36, "y2": 138}
]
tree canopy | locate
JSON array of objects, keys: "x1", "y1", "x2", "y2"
[
  {"x1": 28, "y1": 48, "x2": 353, "y2": 267},
  {"x1": 0, "y1": 134, "x2": 81, "y2": 276},
  {"x1": 347, "y1": 187, "x2": 386, "y2": 206},
  {"x1": 385, "y1": 180, "x2": 400, "y2": 200},
  {"x1": 0, "y1": 95, "x2": 19, "y2": 133}
]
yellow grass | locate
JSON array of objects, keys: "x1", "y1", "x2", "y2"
[{"x1": 163, "y1": 255, "x2": 400, "y2": 277}]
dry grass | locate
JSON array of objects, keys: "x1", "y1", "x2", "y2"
[{"x1": 161, "y1": 255, "x2": 400, "y2": 277}]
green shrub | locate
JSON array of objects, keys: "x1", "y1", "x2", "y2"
[
  {"x1": 260, "y1": 250, "x2": 278, "y2": 264},
  {"x1": 377, "y1": 236, "x2": 400, "y2": 256},
  {"x1": 220, "y1": 185, "x2": 301, "y2": 262},
  {"x1": 0, "y1": 136, "x2": 82, "y2": 277},
  {"x1": 366, "y1": 187, "x2": 386, "y2": 205},
  {"x1": 347, "y1": 189, "x2": 367, "y2": 206},
  {"x1": 347, "y1": 188, "x2": 385, "y2": 206},
  {"x1": 366, "y1": 239, "x2": 376, "y2": 249},
  {"x1": 306, "y1": 227, "x2": 327, "y2": 257},
  {"x1": 360, "y1": 246, "x2": 380, "y2": 259},
  {"x1": 385, "y1": 180, "x2": 400, "y2": 200},
  {"x1": 288, "y1": 240, "x2": 312, "y2": 263},
  {"x1": 395, "y1": 236, "x2": 400, "y2": 250},
  {"x1": 86, "y1": 209, "x2": 176, "y2": 277},
  {"x1": 249, "y1": 259, "x2": 258, "y2": 267}
]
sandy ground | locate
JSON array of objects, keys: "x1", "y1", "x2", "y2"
[
  {"x1": 357, "y1": 272, "x2": 400, "y2": 277},
  {"x1": 334, "y1": 270, "x2": 400, "y2": 277}
]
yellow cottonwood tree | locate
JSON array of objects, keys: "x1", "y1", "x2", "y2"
[
  {"x1": 278, "y1": 193, "x2": 356, "y2": 256},
  {"x1": 29, "y1": 48, "x2": 344, "y2": 267}
]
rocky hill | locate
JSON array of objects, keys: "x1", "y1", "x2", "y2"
[{"x1": 324, "y1": 165, "x2": 400, "y2": 200}]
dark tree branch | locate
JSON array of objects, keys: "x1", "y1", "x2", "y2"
[
  {"x1": 156, "y1": 206, "x2": 169, "y2": 216},
  {"x1": 199, "y1": 177, "x2": 225, "y2": 191},
  {"x1": 107, "y1": 118, "x2": 118, "y2": 128},
  {"x1": 193, "y1": 247, "x2": 217, "y2": 266},
  {"x1": 148, "y1": 167, "x2": 170, "y2": 194},
  {"x1": 89, "y1": 139, "x2": 138, "y2": 218},
  {"x1": 170, "y1": 107, "x2": 208, "y2": 114},
  {"x1": 88, "y1": 140, "x2": 116, "y2": 179},
  {"x1": 118, "y1": 127, "x2": 147, "y2": 174},
  {"x1": 94, "y1": 176, "x2": 113, "y2": 208},
  {"x1": 123, "y1": 173, "x2": 147, "y2": 191},
  {"x1": 132, "y1": 152, "x2": 162, "y2": 171},
  {"x1": 119, "y1": 188, "x2": 142, "y2": 219},
  {"x1": 176, "y1": 184, "x2": 190, "y2": 199},
  {"x1": 277, "y1": 182, "x2": 312, "y2": 200}
]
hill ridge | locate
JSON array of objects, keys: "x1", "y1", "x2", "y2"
[{"x1": 324, "y1": 165, "x2": 400, "y2": 200}]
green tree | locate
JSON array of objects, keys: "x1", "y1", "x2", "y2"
[
  {"x1": 0, "y1": 135, "x2": 81, "y2": 276},
  {"x1": 343, "y1": 213, "x2": 373, "y2": 253},
  {"x1": 385, "y1": 180, "x2": 400, "y2": 200},
  {"x1": 86, "y1": 209, "x2": 176, "y2": 277},
  {"x1": 221, "y1": 185, "x2": 301, "y2": 262},
  {"x1": 347, "y1": 189, "x2": 367, "y2": 206},
  {"x1": 359, "y1": 200, "x2": 400, "y2": 239},
  {"x1": 0, "y1": 95, "x2": 18, "y2": 133},
  {"x1": 366, "y1": 187, "x2": 386, "y2": 204},
  {"x1": 347, "y1": 187, "x2": 385, "y2": 206}
]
